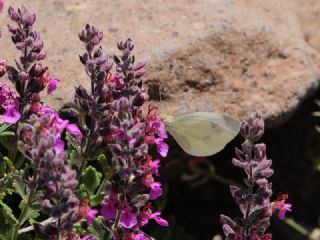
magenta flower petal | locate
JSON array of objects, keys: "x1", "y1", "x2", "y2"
[
  {"x1": 149, "y1": 182, "x2": 163, "y2": 200},
  {"x1": 66, "y1": 123, "x2": 82, "y2": 136},
  {"x1": 120, "y1": 207, "x2": 138, "y2": 229},
  {"x1": 151, "y1": 159, "x2": 160, "y2": 176},
  {"x1": 54, "y1": 139, "x2": 65, "y2": 153},
  {"x1": 157, "y1": 142, "x2": 168, "y2": 157},
  {"x1": 3, "y1": 106, "x2": 21, "y2": 124},
  {"x1": 86, "y1": 209, "x2": 98, "y2": 225},
  {"x1": 47, "y1": 78, "x2": 60, "y2": 94},
  {"x1": 278, "y1": 203, "x2": 292, "y2": 220},
  {"x1": 101, "y1": 200, "x2": 116, "y2": 221},
  {"x1": 151, "y1": 212, "x2": 169, "y2": 227}
]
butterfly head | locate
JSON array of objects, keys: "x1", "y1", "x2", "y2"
[{"x1": 160, "y1": 114, "x2": 175, "y2": 125}]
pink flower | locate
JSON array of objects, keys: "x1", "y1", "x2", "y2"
[
  {"x1": 66, "y1": 123, "x2": 82, "y2": 135},
  {"x1": 277, "y1": 203, "x2": 292, "y2": 220},
  {"x1": 54, "y1": 139, "x2": 65, "y2": 153},
  {"x1": 149, "y1": 182, "x2": 162, "y2": 200},
  {"x1": 39, "y1": 76, "x2": 60, "y2": 94},
  {"x1": 101, "y1": 198, "x2": 116, "y2": 221},
  {"x1": 3, "y1": 105, "x2": 21, "y2": 124},
  {"x1": 86, "y1": 208, "x2": 98, "y2": 225},
  {"x1": 0, "y1": 83, "x2": 21, "y2": 124},
  {"x1": 47, "y1": 77, "x2": 60, "y2": 94},
  {"x1": 150, "y1": 159, "x2": 160, "y2": 176},
  {"x1": 141, "y1": 174, "x2": 154, "y2": 187},
  {"x1": 38, "y1": 106, "x2": 81, "y2": 137},
  {"x1": 272, "y1": 194, "x2": 292, "y2": 220},
  {"x1": 145, "y1": 107, "x2": 169, "y2": 157},
  {"x1": 138, "y1": 205, "x2": 168, "y2": 227},
  {"x1": 150, "y1": 212, "x2": 169, "y2": 226},
  {"x1": 157, "y1": 141, "x2": 168, "y2": 157},
  {"x1": 120, "y1": 207, "x2": 138, "y2": 229},
  {"x1": 77, "y1": 199, "x2": 98, "y2": 225}
]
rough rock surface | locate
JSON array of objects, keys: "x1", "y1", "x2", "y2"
[{"x1": 0, "y1": 0, "x2": 319, "y2": 127}]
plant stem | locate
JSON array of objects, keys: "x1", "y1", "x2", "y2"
[
  {"x1": 11, "y1": 187, "x2": 36, "y2": 240},
  {"x1": 18, "y1": 218, "x2": 55, "y2": 234},
  {"x1": 244, "y1": 142, "x2": 253, "y2": 238},
  {"x1": 107, "y1": 194, "x2": 122, "y2": 240}
]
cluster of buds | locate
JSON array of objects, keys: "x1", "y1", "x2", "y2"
[
  {"x1": 67, "y1": 24, "x2": 113, "y2": 164},
  {"x1": 5, "y1": 6, "x2": 59, "y2": 123},
  {"x1": 20, "y1": 114, "x2": 79, "y2": 238},
  {"x1": 220, "y1": 113, "x2": 291, "y2": 240}
]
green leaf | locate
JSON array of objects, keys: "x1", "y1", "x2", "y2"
[
  {"x1": 87, "y1": 216, "x2": 106, "y2": 240},
  {"x1": 0, "y1": 124, "x2": 12, "y2": 133},
  {"x1": 67, "y1": 149, "x2": 78, "y2": 167},
  {"x1": 98, "y1": 154, "x2": 109, "y2": 174},
  {"x1": 19, "y1": 201, "x2": 40, "y2": 225},
  {"x1": 81, "y1": 166, "x2": 102, "y2": 196},
  {"x1": 0, "y1": 131, "x2": 15, "y2": 137},
  {"x1": 3, "y1": 156, "x2": 15, "y2": 172},
  {"x1": 0, "y1": 201, "x2": 18, "y2": 225},
  {"x1": 90, "y1": 190, "x2": 105, "y2": 206},
  {"x1": 12, "y1": 175, "x2": 25, "y2": 199},
  {"x1": 0, "y1": 208, "x2": 12, "y2": 239}
]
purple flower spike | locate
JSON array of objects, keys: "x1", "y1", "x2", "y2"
[{"x1": 220, "y1": 113, "x2": 291, "y2": 240}]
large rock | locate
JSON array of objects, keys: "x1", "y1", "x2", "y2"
[{"x1": 0, "y1": 0, "x2": 319, "y2": 127}]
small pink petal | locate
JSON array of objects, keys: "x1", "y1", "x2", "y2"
[
  {"x1": 54, "y1": 139, "x2": 65, "y2": 153},
  {"x1": 47, "y1": 78, "x2": 60, "y2": 94},
  {"x1": 66, "y1": 123, "x2": 82, "y2": 135},
  {"x1": 151, "y1": 159, "x2": 160, "y2": 176},
  {"x1": 101, "y1": 201, "x2": 116, "y2": 221},
  {"x1": 157, "y1": 142, "x2": 168, "y2": 157},
  {"x1": 120, "y1": 207, "x2": 138, "y2": 229},
  {"x1": 3, "y1": 106, "x2": 20, "y2": 124},
  {"x1": 151, "y1": 212, "x2": 169, "y2": 227},
  {"x1": 149, "y1": 182, "x2": 163, "y2": 200},
  {"x1": 86, "y1": 209, "x2": 98, "y2": 225},
  {"x1": 278, "y1": 203, "x2": 292, "y2": 220}
]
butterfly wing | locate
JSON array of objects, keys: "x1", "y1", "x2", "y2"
[{"x1": 165, "y1": 112, "x2": 240, "y2": 156}]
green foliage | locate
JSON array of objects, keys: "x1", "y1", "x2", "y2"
[
  {"x1": 80, "y1": 166, "x2": 103, "y2": 197},
  {"x1": 3, "y1": 157, "x2": 15, "y2": 172},
  {"x1": 18, "y1": 201, "x2": 40, "y2": 225},
  {"x1": 0, "y1": 201, "x2": 17, "y2": 226},
  {"x1": 0, "y1": 124, "x2": 15, "y2": 137},
  {"x1": 87, "y1": 216, "x2": 108, "y2": 240},
  {"x1": 0, "y1": 209, "x2": 12, "y2": 240},
  {"x1": 98, "y1": 154, "x2": 109, "y2": 175}
]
